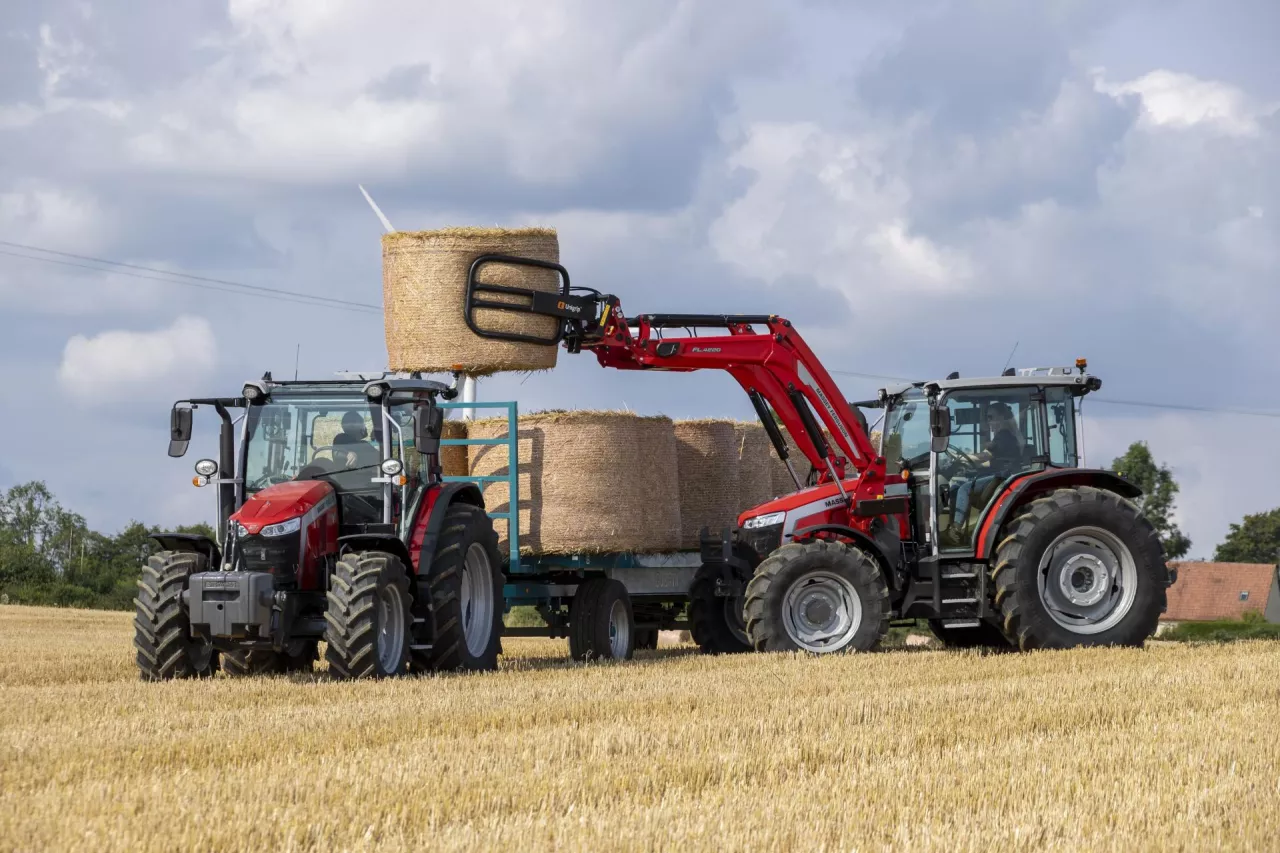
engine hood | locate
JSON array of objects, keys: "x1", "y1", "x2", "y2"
[{"x1": 232, "y1": 480, "x2": 334, "y2": 534}]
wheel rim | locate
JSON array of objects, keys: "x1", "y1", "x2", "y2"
[
  {"x1": 1037, "y1": 526, "x2": 1138, "y2": 635},
  {"x1": 376, "y1": 584, "x2": 406, "y2": 672},
  {"x1": 725, "y1": 596, "x2": 750, "y2": 646},
  {"x1": 607, "y1": 599, "x2": 631, "y2": 659},
  {"x1": 461, "y1": 543, "x2": 495, "y2": 657},
  {"x1": 781, "y1": 570, "x2": 864, "y2": 653}
]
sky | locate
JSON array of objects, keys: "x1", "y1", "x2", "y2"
[{"x1": 0, "y1": 0, "x2": 1276, "y2": 558}]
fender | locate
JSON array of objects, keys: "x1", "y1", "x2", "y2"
[
  {"x1": 149, "y1": 533, "x2": 220, "y2": 566},
  {"x1": 790, "y1": 523, "x2": 901, "y2": 588},
  {"x1": 409, "y1": 482, "x2": 486, "y2": 576},
  {"x1": 337, "y1": 534, "x2": 412, "y2": 568},
  {"x1": 974, "y1": 469, "x2": 1143, "y2": 560}
]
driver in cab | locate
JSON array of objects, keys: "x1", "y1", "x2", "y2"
[
  {"x1": 331, "y1": 410, "x2": 380, "y2": 471},
  {"x1": 948, "y1": 402, "x2": 1021, "y2": 534}
]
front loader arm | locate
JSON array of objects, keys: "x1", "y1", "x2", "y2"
[
  {"x1": 582, "y1": 302, "x2": 882, "y2": 481},
  {"x1": 461, "y1": 257, "x2": 884, "y2": 484}
]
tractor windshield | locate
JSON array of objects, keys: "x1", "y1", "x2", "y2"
[
  {"x1": 882, "y1": 390, "x2": 931, "y2": 475},
  {"x1": 241, "y1": 390, "x2": 419, "y2": 527}
]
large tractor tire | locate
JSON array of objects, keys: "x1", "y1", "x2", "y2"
[
  {"x1": 569, "y1": 578, "x2": 635, "y2": 661},
  {"x1": 744, "y1": 540, "x2": 890, "y2": 654},
  {"x1": 927, "y1": 619, "x2": 1013, "y2": 649},
  {"x1": 993, "y1": 487, "x2": 1167, "y2": 651},
  {"x1": 689, "y1": 563, "x2": 753, "y2": 654},
  {"x1": 324, "y1": 551, "x2": 412, "y2": 679},
  {"x1": 133, "y1": 551, "x2": 217, "y2": 681},
  {"x1": 417, "y1": 502, "x2": 504, "y2": 672},
  {"x1": 222, "y1": 641, "x2": 319, "y2": 677}
]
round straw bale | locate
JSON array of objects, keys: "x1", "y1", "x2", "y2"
[
  {"x1": 467, "y1": 411, "x2": 681, "y2": 555},
  {"x1": 382, "y1": 227, "x2": 561, "y2": 376},
  {"x1": 674, "y1": 420, "x2": 742, "y2": 549},
  {"x1": 734, "y1": 421, "x2": 775, "y2": 509},
  {"x1": 440, "y1": 419, "x2": 469, "y2": 479}
]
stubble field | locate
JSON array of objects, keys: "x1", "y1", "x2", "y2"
[{"x1": 2, "y1": 605, "x2": 1279, "y2": 852}]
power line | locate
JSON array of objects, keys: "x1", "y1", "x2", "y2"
[
  {"x1": 0, "y1": 240, "x2": 381, "y2": 313},
  {"x1": 827, "y1": 368, "x2": 1280, "y2": 419}
]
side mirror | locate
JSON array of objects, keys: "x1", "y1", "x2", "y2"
[
  {"x1": 168, "y1": 407, "x2": 193, "y2": 458},
  {"x1": 929, "y1": 406, "x2": 950, "y2": 454},
  {"x1": 415, "y1": 405, "x2": 444, "y2": 455}
]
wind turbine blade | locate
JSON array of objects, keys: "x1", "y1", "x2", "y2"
[{"x1": 359, "y1": 184, "x2": 396, "y2": 234}]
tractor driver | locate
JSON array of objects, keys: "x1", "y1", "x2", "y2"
[
  {"x1": 947, "y1": 402, "x2": 1022, "y2": 533},
  {"x1": 331, "y1": 410, "x2": 380, "y2": 471}
]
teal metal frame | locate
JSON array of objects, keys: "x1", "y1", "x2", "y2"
[{"x1": 439, "y1": 401, "x2": 520, "y2": 567}]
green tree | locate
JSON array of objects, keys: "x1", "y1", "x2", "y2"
[
  {"x1": 1111, "y1": 441, "x2": 1192, "y2": 559},
  {"x1": 1214, "y1": 508, "x2": 1280, "y2": 564}
]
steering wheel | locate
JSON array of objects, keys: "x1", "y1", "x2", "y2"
[{"x1": 944, "y1": 445, "x2": 981, "y2": 473}]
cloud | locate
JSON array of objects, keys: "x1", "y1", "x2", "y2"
[
  {"x1": 1095, "y1": 69, "x2": 1279, "y2": 136},
  {"x1": 57, "y1": 316, "x2": 217, "y2": 402}
]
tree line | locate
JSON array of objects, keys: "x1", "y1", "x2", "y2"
[
  {"x1": 0, "y1": 482, "x2": 213, "y2": 609},
  {"x1": 1, "y1": 444, "x2": 1278, "y2": 610}
]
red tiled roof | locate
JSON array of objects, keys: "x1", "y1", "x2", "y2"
[{"x1": 1162, "y1": 562, "x2": 1277, "y2": 622}]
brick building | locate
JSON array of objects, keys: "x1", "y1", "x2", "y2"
[{"x1": 1162, "y1": 562, "x2": 1280, "y2": 622}]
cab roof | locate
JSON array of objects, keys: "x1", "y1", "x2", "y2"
[{"x1": 879, "y1": 367, "x2": 1100, "y2": 400}]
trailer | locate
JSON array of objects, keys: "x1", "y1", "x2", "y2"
[{"x1": 439, "y1": 400, "x2": 700, "y2": 659}]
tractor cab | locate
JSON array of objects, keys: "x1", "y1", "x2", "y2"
[{"x1": 876, "y1": 364, "x2": 1101, "y2": 554}]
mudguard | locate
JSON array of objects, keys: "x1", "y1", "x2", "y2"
[
  {"x1": 148, "y1": 533, "x2": 221, "y2": 566},
  {"x1": 974, "y1": 469, "x2": 1142, "y2": 560}
]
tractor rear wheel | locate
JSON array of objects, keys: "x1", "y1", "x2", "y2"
[
  {"x1": 927, "y1": 619, "x2": 1013, "y2": 649},
  {"x1": 689, "y1": 563, "x2": 752, "y2": 654},
  {"x1": 222, "y1": 640, "x2": 318, "y2": 676},
  {"x1": 417, "y1": 502, "x2": 504, "y2": 672},
  {"x1": 744, "y1": 540, "x2": 890, "y2": 654},
  {"x1": 993, "y1": 487, "x2": 1167, "y2": 650},
  {"x1": 324, "y1": 551, "x2": 412, "y2": 679},
  {"x1": 569, "y1": 578, "x2": 635, "y2": 661},
  {"x1": 133, "y1": 551, "x2": 218, "y2": 681}
]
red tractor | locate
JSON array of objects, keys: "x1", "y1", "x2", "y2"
[
  {"x1": 465, "y1": 256, "x2": 1175, "y2": 653},
  {"x1": 136, "y1": 374, "x2": 505, "y2": 680}
]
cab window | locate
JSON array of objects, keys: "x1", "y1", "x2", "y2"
[{"x1": 1045, "y1": 387, "x2": 1078, "y2": 467}]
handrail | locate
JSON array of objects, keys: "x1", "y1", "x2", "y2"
[{"x1": 438, "y1": 401, "x2": 520, "y2": 565}]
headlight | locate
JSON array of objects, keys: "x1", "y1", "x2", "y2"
[
  {"x1": 366, "y1": 384, "x2": 384, "y2": 399},
  {"x1": 194, "y1": 459, "x2": 218, "y2": 477},
  {"x1": 242, "y1": 384, "x2": 261, "y2": 401},
  {"x1": 260, "y1": 517, "x2": 302, "y2": 538},
  {"x1": 380, "y1": 458, "x2": 404, "y2": 476},
  {"x1": 233, "y1": 522, "x2": 249, "y2": 538},
  {"x1": 743, "y1": 511, "x2": 785, "y2": 529}
]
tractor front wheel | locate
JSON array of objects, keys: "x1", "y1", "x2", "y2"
[
  {"x1": 744, "y1": 540, "x2": 890, "y2": 654},
  {"x1": 133, "y1": 551, "x2": 217, "y2": 681},
  {"x1": 994, "y1": 487, "x2": 1167, "y2": 650},
  {"x1": 324, "y1": 551, "x2": 412, "y2": 679}
]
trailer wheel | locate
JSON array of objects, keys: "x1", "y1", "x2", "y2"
[
  {"x1": 634, "y1": 628, "x2": 659, "y2": 650},
  {"x1": 927, "y1": 619, "x2": 1012, "y2": 649},
  {"x1": 689, "y1": 563, "x2": 752, "y2": 654},
  {"x1": 745, "y1": 540, "x2": 889, "y2": 654},
  {"x1": 569, "y1": 578, "x2": 635, "y2": 661},
  {"x1": 993, "y1": 487, "x2": 1167, "y2": 650},
  {"x1": 133, "y1": 551, "x2": 218, "y2": 681},
  {"x1": 324, "y1": 551, "x2": 411, "y2": 679},
  {"x1": 223, "y1": 640, "x2": 318, "y2": 676},
  {"x1": 418, "y1": 502, "x2": 504, "y2": 672}
]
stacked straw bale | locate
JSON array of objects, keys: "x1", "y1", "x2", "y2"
[
  {"x1": 673, "y1": 420, "x2": 742, "y2": 549},
  {"x1": 734, "y1": 422, "x2": 775, "y2": 508},
  {"x1": 440, "y1": 419, "x2": 469, "y2": 479},
  {"x1": 467, "y1": 411, "x2": 681, "y2": 554},
  {"x1": 382, "y1": 227, "x2": 561, "y2": 376}
]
